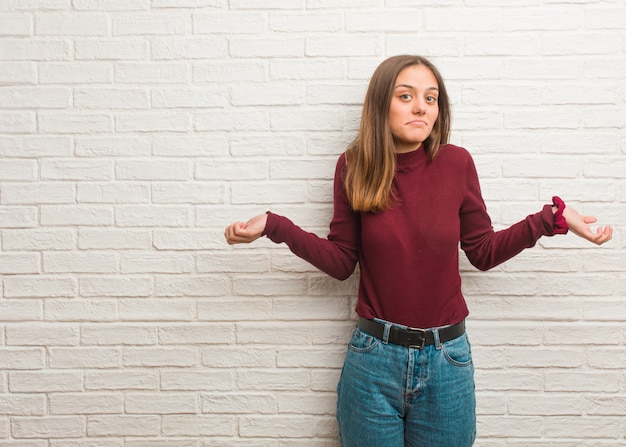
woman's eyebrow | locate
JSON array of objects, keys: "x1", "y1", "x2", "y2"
[{"x1": 394, "y1": 84, "x2": 439, "y2": 91}]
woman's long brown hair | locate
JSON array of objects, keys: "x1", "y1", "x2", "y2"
[{"x1": 344, "y1": 55, "x2": 451, "y2": 213}]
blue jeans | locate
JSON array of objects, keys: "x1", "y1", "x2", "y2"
[{"x1": 336, "y1": 321, "x2": 476, "y2": 447}]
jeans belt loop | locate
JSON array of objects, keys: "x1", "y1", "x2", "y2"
[
  {"x1": 432, "y1": 327, "x2": 442, "y2": 350},
  {"x1": 382, "y1": 322, "x2": 392, "y2": 344}
]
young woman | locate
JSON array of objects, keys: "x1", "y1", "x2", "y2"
[{"x1": 224, "y1": 55, "x2": 612, "y2": 447}]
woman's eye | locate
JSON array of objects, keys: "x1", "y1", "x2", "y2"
[
  {"x1": 400, "y1": 94, "x2": 411, "y2": 101},
  {"x1": 426, "y1": 95, "x2": 437, "y2": 103}
]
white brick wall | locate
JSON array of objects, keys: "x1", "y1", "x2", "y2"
[{"x1": 0, "y1": 1, "x2": 624, "y2": 445}]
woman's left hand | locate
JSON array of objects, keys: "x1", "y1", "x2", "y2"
[{"x1": 563, "y1": 205, "x2": 613, "y2": 245}]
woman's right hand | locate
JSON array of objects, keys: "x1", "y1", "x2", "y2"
[{"x1": 224, "y1": 213, "x2": 268, "y2": 245}]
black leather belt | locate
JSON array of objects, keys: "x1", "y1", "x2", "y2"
[{"x1": 357, "y1": 318, "x2": 465, "y2": 349}]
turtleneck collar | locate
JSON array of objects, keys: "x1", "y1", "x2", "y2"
[{"x1": 395, "y1": 144, "x2": 428, "y2": 171}]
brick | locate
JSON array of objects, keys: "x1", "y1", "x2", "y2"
[
  {"x1": 39, "y1": 62, "x2": 112, "y2": 83},
  {"x1": 502, "y1": 7, "x2": 582, "y2": 31},
  {"x1": 2, "y1": 229, "x2": 76, "y2": 251},
  {"x1": 115, "y1": 112, "x2": 192, "y2": 133},
  {"x1": 196, "y1": 252, "x2": 269, "y2": 273},
  {"x1": 125, "y1": 394, "x2": 196, "y2": 414},
  {"x1": 272, "y1": 12, "x2": 342, "y2": 32},
  {"x1": 11, "y1": 416, "x2": 84, "y2": 438},
  {"x1": 6, "y1": 324, "x2": 79, "y2": 346},
  {"x1": 239, "y1": 415, "x2": 336, "y2": 438},
  {"x1": 277, "y1": 392, "x2": 336, "y2": 415},
  {"x1": 35, "y1": 13, "x2": 109, "y2": 35},
  {"x1": 122, "y1": 348, "x2": 196, "y2": 367},
  {"x1": 231, "y1": 83, "x2": 304, "y2": 106},
  {"x1": 116, "y1": 160, "x2": 192, "y2": 180},
  {"x1": 81, "y1": 324, "x2": 157, "y2": 345},
  {"x1": 158, "y1": 324, "x2": 235, "y2": 344},
  {"x1": 115, "y1": 206, "x2": 192, "y2": 227},
  {"x1": 306, "y1": 35, "x2": 381, "y2": 57},
  {"x1": 115, "y1": 62, "x2": 189, "y2": 84},
  {"x1": 194, "y1": 110, "x2": 269, "y2": 132},
  {"x1": 194, "y1": 12, "x2": 266, "y2": 34},
  {"x1": 77, "y1": 182, "x2": 150, "y2": 204},
  {"x1": 194, "y1": 60, "x2": 266, "y2": 83},
  {"x1": 0, "y1": 14, "x2": 33, "y2": 36},
  {"x1": 230, "y1": 37, "x2": 304, "y2": 58},
  {"x1": 154, "y1": 275, "x2": 229, "y2": 297},
  {"x1": 543, "y1": 32, "x2": 621, "y2": 56},
  {"x1": 75, "y1": 136, "x2": 150, "y2": 157},
  {"x1": 9, "y1": 371, "x2": 83, "y2": 393},
  {"x1": 0, "y1": 253, "x2": 39, "y2": 274},
  {"x1": 80, "y1": 276, "x2": 152, "y2": 297},
  {"x1": 230, "y1": 182, "x2": 307, "y2": 204},
  {"x1": 161, "y1": 415, "x2": 235, "y2": 436},
  {"x1": 44, "y1": 299, "x2": 117, "y2": 322},
  {"x1": 0, "y1": 349, "x2": 45, "y2": 370},
  {"x1": 75, "y1": 39, "x2": 149, "y2": 61},
  {"x1": 0, "y1": 136, "x2": 72, "y2": 157},
  {"x1": 153, "y1": 134, "x2": 228, "y2": 157},
  {"x1": 43, "y1": 252, "x2": 118, "y2": 273},
  {"x1": 118, "y1": 299, "x2": 195, "y2": 321},
  {"x1": 113, "y1": 14, "x2": 189, "y2": 35},
  {"x1": 0, "y1": 395, "x2": 46, "y2": 416},
  {"x1": 151, "y1": 182, "x2": 224, "y2": 204},
  {"x1": 0, "y1": 112, "x2": 36, "y2": 133},
  {"x1": 202, "y1": 393, "x2": 277, "y2": 414},
  {"x1": 152, "y1": 87, "x2": 227, "y2": 108},
  {"x1": 49, "y1": 347, "x2": 120, "y2": 368},
  {"x1": 151, "y1": 0, "x2": 221, "y2": 8},
  {"x1": 42, "y1": 158, "x2": 113, "y2": 180},
  {"x1": 2, "y1": 182, "x2": 74, "y2": 204},
  {"x1": 306, "y1": 83, "x2": 366, "y2": 106},
  {"x1": 39, "y1": 113, "x2": 113, "y2": 134},
  {"x1": 269, "y1": 59, "x2": 345, "y2": 81},
  {"x1": 200, "y1": 347, "x2": 276, "y2": 369},
  {"x1": 73, "y1": 0, "x2": 149, "y2": 10},
  {"x1": 277, "y1": 347, "x2": 346, "y2": 368},
  {"x1": 160, "y1": 370, "x2": 235, "y2": 391},
  {"x1": 4, "y1": 276, "x2": 77, "y2": 298},
  {"x1": 196, "y1": 159, "x2": 267, "y2": 180},
  {"x1": 270, "y1": 108, "x2": 345, "y2": 131},
  {"x1": 87, "y1": 415, "x2": 160, "y2": 437},
  {"x1": 40, "y1": 205, "x2": 114, "y2": 226},
  {"x1": 75, "y1": 88, "x2": 150, "y2": 109},
  {"x1": 85, "y1": 370, "x2": 159, "y2": 390},
  {"x1": 78, "y1": 228, "x2": 150, "y2": 250},
  {"x1": 0, "y1": 87, "x2": 70, "y2": 108},
  {"x1": 153, "y1": 229, "x2": 225, "y2": 250},
  {"x1": 120, "y1": 253, "x2": 193, "y2": 273},
  {"x1": 0, "y1": 39, "x2": 70, "y2": 60},
  {"x1": 346, "y1": 10, "x2": 420, "y2": 32},
  {"x1": 49, "y1": 393, "x2": 123, "y2": 414},
  {"x1": 151, "y1": 37, "x2": 227, "y2": 59},
  {"x1": 545, "y1": 371, "x2": 621, "y2": 392},
  {"x1": 0, "y1": 62, "x2": 37, "y2": 84},
  {"x1": 197, "y1": 297, "x2": 272, "y2": 321},
  {"x1": 542, "y1": 416, "x2": 621, "y2": 439}
]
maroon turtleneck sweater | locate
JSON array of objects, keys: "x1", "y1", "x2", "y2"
[{"x1": 263, "y1": 144, "x2": 559, "y2": 328}]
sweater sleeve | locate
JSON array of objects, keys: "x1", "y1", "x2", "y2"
[
  {"x1": 459, "y1": 153, "x2": 557, "y2": 271},
  {"x1": 262, "y1": 154, "x2": 360, "y2": 280}
]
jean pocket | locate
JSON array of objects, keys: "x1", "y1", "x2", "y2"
[
  {"x1": 347, "y1": 327, "x2": 381, "y2": 353},
  {"x1": 442, "y1": 333, "x2": 473, "y2": 367}
]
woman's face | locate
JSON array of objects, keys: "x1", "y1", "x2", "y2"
[{"x1": 388, "y1": 64, "x2": 439, "y2": 153}]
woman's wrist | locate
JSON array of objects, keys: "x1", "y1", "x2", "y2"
[{"x1": 552, "y1": 196, "x2": 568, "y2": 234}]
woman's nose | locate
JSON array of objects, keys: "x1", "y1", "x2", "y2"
[{"x1": 412, "y1": 99, "x2": 426, "y2": 114}]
